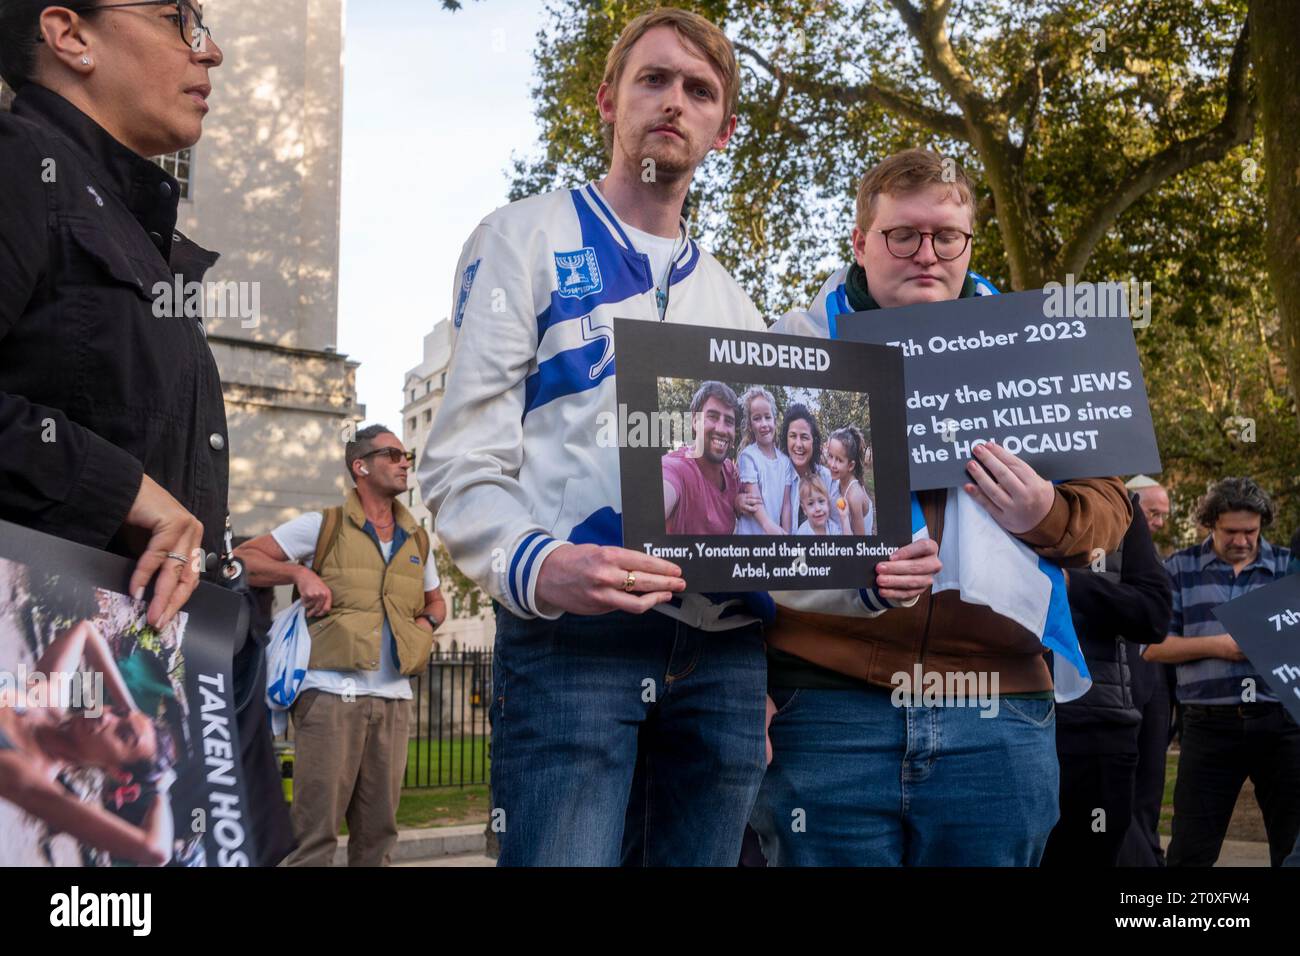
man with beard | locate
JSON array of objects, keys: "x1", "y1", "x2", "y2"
[
  {"x1": 662, "y1": 381, "x2": 741, "y2": 535},
  {"x1": 417, "y1": 7, "x2": 944, "y2": 866}
]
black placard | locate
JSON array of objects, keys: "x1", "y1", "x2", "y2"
[
  {"x1": 836, "y1": 287, "x2": 1162, "y2": 489},
  {"x1": 1212, "y1": 573, "x2": 1300, "y2": 726},
  {"x1": 0, "y1": 519, "x2": 255, "y2": 867},
  {"x1": 613, "y1": 319, "x2": 911, "y2": 592}
]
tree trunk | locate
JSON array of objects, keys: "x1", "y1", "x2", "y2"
[{"x1": 1250, "y1": 0, "x2": 1300, "y2": 425}]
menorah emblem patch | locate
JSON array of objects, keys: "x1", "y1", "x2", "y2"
[{"x1": 554, "y1": 247, "x2": 603, "y2": 299}]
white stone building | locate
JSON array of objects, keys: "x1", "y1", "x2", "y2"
[
  {"x1": 187, "y1": 0, "x2": 365, "y2": 538},
  {"x1": 401, "y1": 321, "x2": 495, "y2": 651}
]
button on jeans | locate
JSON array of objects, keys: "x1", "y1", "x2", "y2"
[
  {"x1": 490, "y1": 606, "x2": 767, "y2": 866},
  {"x1": 751, "y1": 683, "x2": 1060, "y2": 866}
]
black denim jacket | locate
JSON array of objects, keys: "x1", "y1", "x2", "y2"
[{"x1": 0, "y1": 85, "x2": 228, "y2": 564}]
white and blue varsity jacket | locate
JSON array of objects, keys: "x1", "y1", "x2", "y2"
[{"x1": 416, "y1": 183, "x2": 770, "y2": 628}]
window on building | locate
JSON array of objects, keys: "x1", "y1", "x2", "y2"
[
  {"x1": 440, "y1": 372, "x2": 448, "y2": 390},
  {"x1": 422, "y1": 409, "x2": 431, "y2": 426},
  {"x1": 152, "y1": 148, "x2": 194, "y2": 199},
  {"x1": 408, "y1": 416, "x2": 417, "y2": 434},
  {"x1": 426, "y1": 381, "x2": 431, "y2": 395},
  {"x1": 410, "y1": 389, "x2": 416, "y2": 403}
]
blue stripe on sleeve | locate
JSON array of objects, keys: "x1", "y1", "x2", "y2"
[{"x1": 509, "y1": 531, "x2": 544, "y2": 612}]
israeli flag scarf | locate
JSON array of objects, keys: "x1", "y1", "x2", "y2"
[{"x1": 825, "y1": 268, "x2": 1091, "y2": 702}]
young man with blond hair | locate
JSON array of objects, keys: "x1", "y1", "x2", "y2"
[
  {"x1": 753, "y1": 149, "x2": 1133, "y2": 866},
  {"x1": 419, "y1": 12, "x2": 940, "y2": 866}
]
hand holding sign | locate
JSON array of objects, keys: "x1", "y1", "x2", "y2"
[
  {"x1": 874, "y1": 537, "x2": 942, "y2": 602},
  {"x1": 534, "y1": 543, "x2": 686, "y2": 617},
  {"x1": 961, "y1": 442, "x2": 1056, "y2": 534}
]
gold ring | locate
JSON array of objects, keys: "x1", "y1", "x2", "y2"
[{"x1": 622, "y1": 571, "x2": 636, "y2": 592}]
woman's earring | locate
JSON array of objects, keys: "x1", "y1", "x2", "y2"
[{"x1": 81, "y1": 56, "x2": 91, "y2": 65}]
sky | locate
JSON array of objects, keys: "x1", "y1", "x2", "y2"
[{"x1": 337, "y1": 0, "x2": 548, "y2": 431}]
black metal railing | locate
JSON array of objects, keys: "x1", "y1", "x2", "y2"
[
  {"x1": 274, "y1": 650, "x2": 492, "y2": 791},
  {"x1": 404, "y1": 649, "x2": 492, "y2": 789}
]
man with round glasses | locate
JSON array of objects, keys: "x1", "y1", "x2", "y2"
[{"x1": 752, "y1": 149, "x2": 1133, "y2": 866}]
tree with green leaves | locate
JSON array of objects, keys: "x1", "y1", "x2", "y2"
[{"x1": 501, "y1": 0, "x2": 1296, "y2": 542}]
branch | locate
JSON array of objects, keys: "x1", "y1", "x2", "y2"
[
  {"x1": 889, "y1": 0, "x2": 987, "y2": 115},
  {"x1": 735, "y1": 41, "x2": 967, "y2": 139},
  {"x1": 1055, "y1": 18, "x2": 1257, "y2": 277},
  {"x1": 997, "y1": 10, "x2": 1078, "y2": 120}
]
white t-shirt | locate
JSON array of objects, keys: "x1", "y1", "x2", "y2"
[
  {"x1": 736, "y1": 444, "x2": 794, "y2": 535},
  {"x1": 622, "y1": 220, "x2": 682, "y2": 317},
  {"x1": 271, "y1": 511, "x2": 440, "y2": 701},
  {"x1": 829, "y1": 477, "x2": 877, "y2": 536},
  {"x1": 789, "y1": 464, "x2": 840, "y2": 534}
]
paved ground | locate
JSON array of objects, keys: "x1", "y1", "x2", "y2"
[
  {"x1": 1161, "y1": 836, "x2": 1271, "y2": 867},
  {"x1": 398, "y1": 842, "x2": 1274, "y2": 867},
  {"x1": 397, "y1": 852, "x2": 495, "y2": 867}
]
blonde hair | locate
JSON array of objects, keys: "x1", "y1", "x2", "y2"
[
  {"x1": 854, "y1": 149, "x2": 975, "y2": 232},
  {"x1": 601, "y1": 7, "x2": 740, "y2": 151},
  {"x1": 798, "y1": 473, "x2": 830, "y2": 506},
  {"x1": 737, "y1": 385, "x2": 777, "y2": 453}
]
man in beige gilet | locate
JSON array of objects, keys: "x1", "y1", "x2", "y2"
[{"x1": 237, "y1": 425, "x2": 446, "y2": 865}]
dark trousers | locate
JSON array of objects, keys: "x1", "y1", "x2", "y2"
[
  {"x1": 1041, "y1": 750, "x2": 1138, "y2": 867},
  {"x1": 1117, "y1": 669, "x2": 1173, "y2": 866},
  {"x1": 1168, "y1": 703, "x2": 1300, "y2": 868}
]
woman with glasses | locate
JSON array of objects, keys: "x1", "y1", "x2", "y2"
[
  {"x1": 0, "y1": 1, "x2": 222, "y2": 628},
  {"x1": 0, "y1": 4, "x2": 296, "y2": 867}
]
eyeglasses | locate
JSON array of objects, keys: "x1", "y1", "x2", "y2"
[
  {"x1": 875, "y1": 227, "x2": 972, "y2": 261},
  {"x1": 360, "y1": 448, "x2": 415, "y2": 465},
  {"x1": 85, "y1": 2, "x2": 213, "y2": 52}
]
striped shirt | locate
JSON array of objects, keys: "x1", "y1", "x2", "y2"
[{"x1": 1165, "y1": 536, "x2": 1293, "y2": 704}]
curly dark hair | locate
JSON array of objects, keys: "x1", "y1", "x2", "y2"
[{"x1": 1195, "y1": 476, "x2": 1274, "y2": 529}]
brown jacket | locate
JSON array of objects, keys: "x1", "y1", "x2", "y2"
[{"x1": 766, "y1": 478, "x2": 1133, "y2": 693}]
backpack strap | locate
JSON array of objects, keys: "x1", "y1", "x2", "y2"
[
  {"x1": 293, "y1": 505, "x2": 344, "y2": 602},
  {"x1": 313, "y1": 505, "x2": 345, "y2": 573}
]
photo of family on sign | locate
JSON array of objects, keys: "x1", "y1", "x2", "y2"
[{"x1": 657, "y1": 378, "x2": 877, "y2": 539}]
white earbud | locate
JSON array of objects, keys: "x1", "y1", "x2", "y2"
[{"x1": 359, "y1": 465, "x2": 370, "y2": 476}]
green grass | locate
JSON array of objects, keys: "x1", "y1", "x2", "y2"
[
  {"x1": 396, "y1": 784, "x2": 491, "y2": 829},
  {"x1": 337, "y1": 784, "x2": 491, "y2": 834},
  {"x1": 403, "y1": 735, "x2": 490, "y2": 789}
]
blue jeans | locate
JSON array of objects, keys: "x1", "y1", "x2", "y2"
[
  {"x1": 751, "y1": 684, "x2": 1060, "y2": 866},
  {"x1": 490, "y1": 606, "x2": 767, "y2": 866}
]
